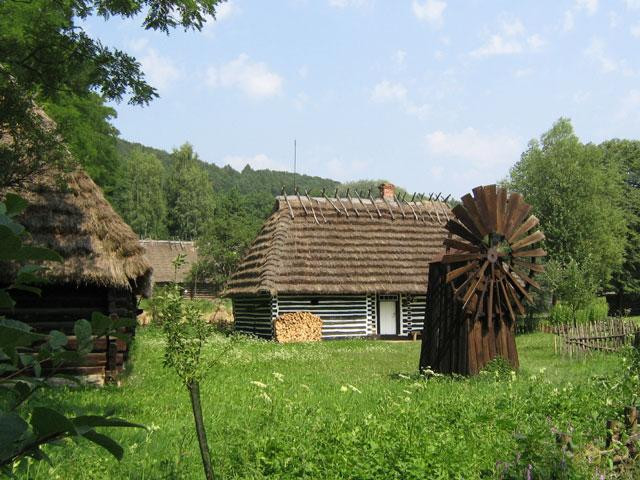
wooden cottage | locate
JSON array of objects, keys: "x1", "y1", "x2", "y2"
[
  {"x1": 225, "y1": 184, "x2": 451, "y2": 339},
  {"x1": 0, "y1": 168, "x2": 153, "y2": 383},
  {"x1": 140, "y1": 239, "x2": 215, "y2": 298}
]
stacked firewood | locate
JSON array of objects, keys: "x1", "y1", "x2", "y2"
[{"x1": 274, "y1": 312, "x2": 323, "y2": 343}]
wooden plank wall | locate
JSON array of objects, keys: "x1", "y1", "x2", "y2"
[
  {"x1": 2, "y1": 285, "x2": 135, "y2": 384},
  {"x1": 232, "y1": 295, "x2": 273, "y2": 338},
  {"x1": 400, "y1": 294, "x2": 427, "y2": 336},
  {"x1": 276, "y1": 295, "x2": 369, "y2": 339},
  {"x1": 366, "y1": 294, "x2": 377, "y2": 336}
]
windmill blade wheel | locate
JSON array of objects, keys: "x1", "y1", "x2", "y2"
[{"x1": 441, "y1": 185, "x2": 546, "y2": 321}]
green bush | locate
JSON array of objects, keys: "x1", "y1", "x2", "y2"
[{"x1": 548, "y1": 297, "x2": 609, "y2": 326}]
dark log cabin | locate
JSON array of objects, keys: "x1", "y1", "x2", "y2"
[{"x1": 1, "y1": 168, "x2": 152, "y2": 384}]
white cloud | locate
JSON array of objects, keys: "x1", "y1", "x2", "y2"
[
  {"x1": 631, "y1": 23, "x2": 640, "y2": 38},
  {"x1": 326, "y1": 158, "x2": 367, "y2": 181},
  {"x1": 412, "y1": 0, "x2": 447, "y2": 27},
  {"x1": 471, "y1": 34, "x2": 523, "y2": 57},
  {"x1": 223, "y1": 154, "x2": 287, "y2": 172},
  {"x1": 393, "y1": 49, "x2": 407, "y2": 66},
  {"x1": 563, "y1": 10, "x2": 575, "y2": 31},
  {"x1": 615, "y1": 90, "x2": 640, "y2": 121},
  {"x1": 216, "y1": 1, "x2": 238, "y2": 20},
  {"x1": 329, "y1": 0, "x2": 368, "y2": 8},
  {"x1": 139, "y1": 48, "x2": 181, "y2": 90},
  {"x1": 514, "y1": 67, "x2": 533, "y2": 78},
  {"x1": 575, "y1": 0, "x2": 598, "y2": 15},
  {"x1": 583, "y1": 38, "x2": 617, "y2": 72},
  {"x1": 371, "y1": 80, "x2": 407, "y2": 103},
  {"x1": 470, "y1": 17, "x2": 543, "y2": 58},
  {"x1": 527, "y1": 34, "x2": 545, "y2": 51},
  {"x1": 424, "y1": 128, "x2": 521, "y2": 168},
  {"x1": 370, "y1": 80, "x2": 429, "y2": 118},
  {"x1": 206, "y1": 54, "x2": 283, "y2": 98}
]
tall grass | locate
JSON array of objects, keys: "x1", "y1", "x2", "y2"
[{"x1": 24, "y1": 329, "x2": 631, "y2": 479}]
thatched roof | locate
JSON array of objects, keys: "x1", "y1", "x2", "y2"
[
  {"x1": 2, "y1": 168, "x2": 152, "y2": 295},
  {"x1": 225, "y1": 194, "x2": 452, "y2": 296},
  {"x1": 139, "y1": 240, "x2": 197, "y2": 283}
]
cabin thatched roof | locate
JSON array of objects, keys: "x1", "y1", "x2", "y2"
[
  {"x1": 2, "y1": 168, "x2": 152, "y2": 295},
  {"x1": 225, "y1": 194, "x2": 451, "y2": 296},
  {"x1": 139, "y1": 240, "x2": 197, "y2": 284}
]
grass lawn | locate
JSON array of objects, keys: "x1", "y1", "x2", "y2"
[{"x1": 24, "y1": 329, "x2": 635, "y2": 479}]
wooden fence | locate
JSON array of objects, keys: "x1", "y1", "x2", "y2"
[{"x1": 553, "y1": 318, "x2": 639, "y2": 357}]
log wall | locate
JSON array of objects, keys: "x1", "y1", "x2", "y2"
[
  {"x1": 2, "y1": 284, "x2": 137, "y2": 384},
  {"x1": 232, "y1": 295, "x2": 273, "y2": 338},
  {"x1": 400, "y1": 294, "x2": 427, "y2": 335}
]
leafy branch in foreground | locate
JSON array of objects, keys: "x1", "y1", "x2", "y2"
[{"x1": 0, "y1": 193, "x2": 143, "y2": 475}]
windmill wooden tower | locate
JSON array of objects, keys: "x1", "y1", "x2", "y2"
[{"x1": 419, "y1": 185, "x2": 546, "y2": 375}]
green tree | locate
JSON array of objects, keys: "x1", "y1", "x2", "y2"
[
  {"x1": 43, "y1": 93, "x2": 121, "y2": 196},
  {"x1": 167, "y1": 144, "x2": 216, "y2": 240},
  {"x1": 195, "y1": 190, "x2": 262, "y2": 292},
  {"x1": 600, "y1": 140, "x2": 640, "y2": 306},
  {"x1": 116, "y1": 148, "x2": 169, "y2": 239},
  {"x1": 508, "y1": 118, "x2": 627, "y2": 292},
  {"x1": 0, "y1": 0, "x2": 224, "y2": 189}
]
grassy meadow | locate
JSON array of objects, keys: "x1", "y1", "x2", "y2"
[{"x1": 22, "y1": 329, "x2": 636, "y2": 479}]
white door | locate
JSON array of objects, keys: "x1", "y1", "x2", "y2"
[{"x1": 379, "y1": 300, "x2": 397, "y2": 335}]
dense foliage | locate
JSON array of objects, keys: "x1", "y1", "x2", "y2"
[{"x1": 18, "y1": 329, "x2": 639, "y2": 479}]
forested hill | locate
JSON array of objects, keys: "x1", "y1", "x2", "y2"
[{"x1": 117, "y1": 138, "x2": 341, "y2": 198}]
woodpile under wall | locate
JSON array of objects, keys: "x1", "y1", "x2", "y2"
[{"x1": 274, "y1": 311, "x2": 323, "y2": 343}]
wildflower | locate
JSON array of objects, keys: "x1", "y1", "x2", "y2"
[
  {"x1": 340, "y1": 385, "x2": 348, "y2": 392},
  {"x1": 250, "y1": 380, "x2": 267, "y2": 388},
  {"x1": 260, "y1": 391, "x2": 272, "y2": 403},
  {"x1": 272, "y1": 372, "x2": 284, "y2": 382}
]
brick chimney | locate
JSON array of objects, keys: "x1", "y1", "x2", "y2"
[{"x1": 378, "y1": 182, "x2": 395, "y2": 200}]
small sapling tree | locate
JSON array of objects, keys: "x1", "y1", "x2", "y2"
[{"x1": 158, "y1": 254, "x2": 215, "y2": 480}]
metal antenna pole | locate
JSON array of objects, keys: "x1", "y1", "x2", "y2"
[{"x1": 293, "y1": 139, "x2": 297, "y2": 190}]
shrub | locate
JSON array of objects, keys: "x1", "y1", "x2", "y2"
[{"x1": 549, "y1": 297, "x2": 609, "y2": 326}]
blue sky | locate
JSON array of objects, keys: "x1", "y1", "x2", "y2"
[{"x1": 86, "y1": 0, "x2": 640, "y2": 197}]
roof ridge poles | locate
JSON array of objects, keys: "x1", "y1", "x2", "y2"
[
  {"x1": 345, "y1": 188, "x2": 360, "y2": 217},
  {"x1": 354, "y1": 189, "x2": 374, "y2": 220},
  {"x1": 422, "y1": 193, "x2": 436, "y2": 223},
  {"x1": 322, "y1": 187, "x2": 343, "y2": 215},
  {"x1": 368, "y1": 188, "x2": 383, "y2": 218},
  {"x1": 311, "y1": 191, "x2": 327, "y2": 223},
  {"x1": 304, "y1": 189, "x2": 320, "y2": 224},
  {"x1": 282, "y1": 186, "x2": 295, "y2": 218},
  {"x1": 393, "y1": 194, "x2": 407, "y2": 219},
  {"x1": 434, "y1": 193, "x2": 449, "y2": 223},
  {"x1": 381, "y1": 192, "x2": 395, "y2": 220},
  {"x1": 295, "y1": 187, "x2": 309, "y2": 216},
  {"x1": 404, "y1": 193, "x2": 420, "y2": 221},
  {"x1": 412, "y1": 193, "x2": 428, "y2": 222},
  {"x1": 441, "y1": 194, "x2": 451, "y2": 222},
  {"x1": 334, "y1": 188, "x2": 349, "y2": 217},
  {"x1": 428, "y1": 193, "x2": 441, "y2": 224}
]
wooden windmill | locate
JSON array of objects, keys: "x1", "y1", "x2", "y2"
[{"x1": 419, "y1": 185, "x2": 546, "y2": 375}]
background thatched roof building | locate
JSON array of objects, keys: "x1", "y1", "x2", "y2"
[
  {"x1": 226, "y1": 183, "x2": 451, "y2": 339},
  {"x1": 139, "y1": 239, "x2": 215, "y2": 298}
]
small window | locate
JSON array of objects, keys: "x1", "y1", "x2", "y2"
[{"x1": 310, "y1": 298, "x2": 320, "y2": 305}]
